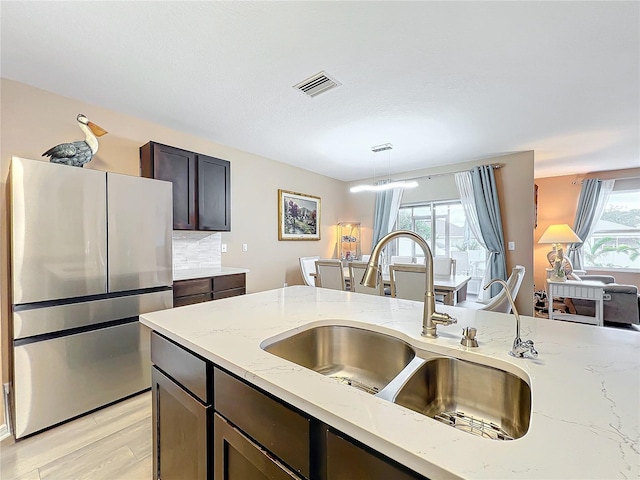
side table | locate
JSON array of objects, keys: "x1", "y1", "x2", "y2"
[{"x1": 546, "y1": 279, "x2": 605, "y2": 326}]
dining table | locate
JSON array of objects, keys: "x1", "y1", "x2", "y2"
[
  {"x1": 431, "y1": 274, "x2": 471, "y2": 305},
  {"x1": 341, "y1": 267, "x2": 471, "y2": 306}
]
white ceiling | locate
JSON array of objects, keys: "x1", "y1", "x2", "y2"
[{"x1": 1, "y1": 1, "x2": 638, "y2": 182}]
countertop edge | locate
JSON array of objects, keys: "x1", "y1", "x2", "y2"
[{"x1": 173, "y1": 266, "x2": 249, "y2": 281}]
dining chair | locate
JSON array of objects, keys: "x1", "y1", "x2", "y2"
[
  {"x1": 451, "y1": 251, "x2": 470, "y2": 275},
  {"x1": 389, "y1": 264, "x2": 426, "y2": 302},
  {"x1": 456, "y1": 265, "x2": 525, "y2": 313},
  {"x1": 390, "y1": 255, "x2": 414, "y2": 265},
  {"x1": 299, "y1": 256, "x2": 320, "y2": 286},
  {"x1": 315, "y1": 259, "x2": 347, "y2": 291},
  {"x1": 349, "y1": 261, "x2": 384, "y2": 296},
  {"x1": 433, "y1": 257, "x2": 456, "y2": 277},
  {"x1": 431, "y1": 257, "x2": 455, "y2": 303}
]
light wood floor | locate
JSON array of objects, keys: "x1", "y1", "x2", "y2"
[{"x1": 0, "y1": 391, "x2": 152, "y2": 480}]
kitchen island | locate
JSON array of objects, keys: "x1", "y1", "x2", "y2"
[{"x1": 140, "y1": 286, "x2": 639, "y2": 479}]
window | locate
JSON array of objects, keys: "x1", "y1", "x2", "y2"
[
  {"x1": 584, "y1": 182, "x2": 640, "y2": 271},
  {"x1": 392, "y1": 201, "x2": 487, "y2": 279}
]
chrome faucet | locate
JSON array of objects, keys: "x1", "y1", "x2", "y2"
[
  {"x1": 362, "y1": 230, "x2": 457, "y2": 338},
  {"x1": 484, "y1": 279, "x2": 538, "y2": 358}
]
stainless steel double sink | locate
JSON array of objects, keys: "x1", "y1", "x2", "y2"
[{"x1": 262, "y1": 325, "x2": 531, "y2": 440}]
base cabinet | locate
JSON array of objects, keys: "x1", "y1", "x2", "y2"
[
  {"x1": 150, "y1": 332, "x2": 427, "y2": 480},
  {"x1": 326, "y1": 430, "x2": 423, "y2": 480},
  {"x1": 214, "y1": 413, "x2": 300, "y2": 480},
  {"x1": 152, "y1": 367, "x2": 212, "y2": 480},
  {"x1": 214, "y1": 367, "x2": 311, "y2": 478},
  {"x1": 173, "y1": 274, "x2": 246, "y2": 307},
  {"x1": 151, "y1": 332, "x2": 213, "y2": 479}
]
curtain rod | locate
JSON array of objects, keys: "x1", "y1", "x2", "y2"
[
  {"x1": 571, "y1": 175, "x2": 640, "y2": 185},
  {"x1": 400, "y1": 163, "x2": 505, "y2": 182}
]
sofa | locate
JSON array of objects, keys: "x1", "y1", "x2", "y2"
[{"x1": 568, "y1": 274, "x2": 640, "y2": 326}]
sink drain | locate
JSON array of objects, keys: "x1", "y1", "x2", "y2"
[
  {"x1": 434, "y1": 411, "x2": 514, "y2": 441},
  {"x1": 330, "y1": 375, "x2": 379, "y2": 395}
]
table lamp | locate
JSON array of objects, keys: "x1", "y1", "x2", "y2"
[{"x1": 538, "y1": 224, "x2": 582, "y2": 281}]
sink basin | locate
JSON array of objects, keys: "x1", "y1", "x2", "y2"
[
  {"x1": 263, "y1": 324, "x2": 531, "y2": 440},
  {"x1": 392, "y1": 357, "x2": 531, "y2": 440},
  {"x1": 262, "y1": 325, "x2": 416, "y2": 395}
]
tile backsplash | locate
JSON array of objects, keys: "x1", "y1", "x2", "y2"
[{"x1": 173, "y1": 231, "x2": 222, "y2": 270}]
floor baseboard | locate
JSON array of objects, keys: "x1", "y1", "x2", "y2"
[{"x1": 0, "y1": 424, "x2": 10, "y2": 442}]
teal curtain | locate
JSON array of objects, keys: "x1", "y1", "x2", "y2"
[
  {"x1": 471, "y1": 166, "x2": 507, "y2": 298},
  {"x1": 371, "y1": 182, "x2": 403, "y2": 248},
  {"x1": 568, "y1": 179, "x2": 614, "y2": 269}
]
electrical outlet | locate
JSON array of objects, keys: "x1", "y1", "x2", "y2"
[
  {"x1": 508, "y1": 241, "x2": 515, "y2": 251},
  {"x1": 242, "y1": 243, "x2": 248, "y2": 252},
  {"x1": 221, "y1": 243, "x2": 227, "y2": 253}
]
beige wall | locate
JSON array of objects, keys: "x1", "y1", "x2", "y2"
[
  {"x1": 534, "y1": 168, "x2": 640, "y2": 290},
  {"x1": 0, "y1": 79, "x2": 348, "y2": 433},
  {"x1": 345, "y1": 151, "x2": 536, "y2": 317}
]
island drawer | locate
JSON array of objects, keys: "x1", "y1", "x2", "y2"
[
  {"x1": 151, "y1": 332, "x2": 209, "y2": 403},
  {"x1": 214, "y1": 367, "x2": 310, "y2": 479},
  {"x1": 173, "y1": 278, "x2": 211, "y2": 297}
]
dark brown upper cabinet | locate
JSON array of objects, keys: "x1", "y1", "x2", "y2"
[
  {"x1": 141, "y1": 142, "x2": 231, "y2": 231},
  {"x1": 197, "y1": 155, "x2": 230, "y2": 231}
]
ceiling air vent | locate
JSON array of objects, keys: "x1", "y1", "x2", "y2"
[{"x1": 293, "y1": 71, "x2": 341, "y2": 98}]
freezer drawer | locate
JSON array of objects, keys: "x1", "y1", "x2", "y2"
[
  {"x1": 13, "y1": 290, "x2": 173, "y2": 340},
  {"x1": 11, "y1": 157, "x2": 107, "y2": 304},
  {"x1": 13, "y1": 321, "x2": 151, "y2": 438}
]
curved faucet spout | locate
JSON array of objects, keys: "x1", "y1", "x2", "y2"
[
  {"x1": 483, "y1": 278, "x2": 537, "y2": 358},
  {"x1": 362, "y1": 230, "x2": 456, "y2": 338}
]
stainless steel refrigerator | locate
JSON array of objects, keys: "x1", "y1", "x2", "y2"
[{"x1": 10, "y1": 157, "x2": 173, "y2": 439}]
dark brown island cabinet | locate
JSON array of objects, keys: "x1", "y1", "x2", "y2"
[
  {"x1": 151, "y1": 331, "x2": 428, "y2": 480},
  {"x1": 173, "y1": 274, "x2": 246, "y2": 307},
  {"x1": 140, "y1": 141, "x2": 231, "y2": 231}
]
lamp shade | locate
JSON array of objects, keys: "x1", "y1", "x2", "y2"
[{"x1": 538, "y1": 224, "x2": 582, "y2": 244}]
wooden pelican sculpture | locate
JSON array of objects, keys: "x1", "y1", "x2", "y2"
[{"x1": 43, "y1": 114, "x2": 108, "y2": 167}]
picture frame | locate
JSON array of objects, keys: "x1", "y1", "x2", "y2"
[{"x1": 278, "y1": 189, "x2": 321, "y2": 241}]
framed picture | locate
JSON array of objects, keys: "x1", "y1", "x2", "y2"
[{"x1": 278, "y1": 189, "x2": 321, "y2": 241}]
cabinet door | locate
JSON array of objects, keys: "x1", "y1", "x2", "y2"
[
  {"x1": 214, "y1": 368, "x2": 310, "y2": 478},
  {"x1": 326, "y1": 430, "x2": 425, "y2": 480},
  {"x1": 152, "y1": 367, "x2": 211, "y2": 480},
  {"x1": 198, "y1": 155, "x2": 231, "y2": 231},
  {"x1": 214, "y1": 413, "x2": 300, "y2": 480},
  {"x1": 149, "y1": 143, "x2": 197, "y2": 230}
]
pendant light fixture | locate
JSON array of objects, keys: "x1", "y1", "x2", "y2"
[{"x1": 349, "y1": 143, "x2": 418, "y2": 193}]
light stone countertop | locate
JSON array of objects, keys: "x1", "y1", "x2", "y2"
[
  {"x1": 140, "y1": 286, "x2": 640, "y2": 479},
  {"x1": 172, "y1": 266, "x2": 249, "y2": 281}
]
